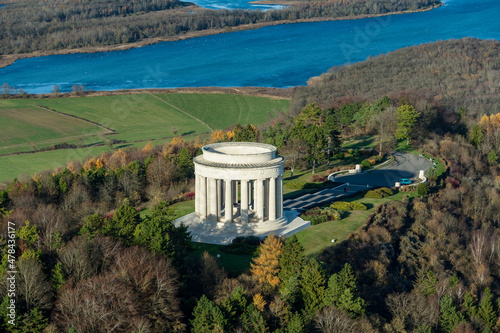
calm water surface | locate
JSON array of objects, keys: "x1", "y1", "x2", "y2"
[{"x1": 1, "y1": 0, "x2": 499, "y2": 93}]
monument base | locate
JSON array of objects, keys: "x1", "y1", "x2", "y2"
[{"x1": 174, "y1": 210, "x2": 311, "y2": 245}]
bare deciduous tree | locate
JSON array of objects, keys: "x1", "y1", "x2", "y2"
[
  {"x1": 314, "y1": 307, "x2": 357, "y2": 333},
  {"x1": 17, "y1": 258, "x2": 54, "y2": 311}
]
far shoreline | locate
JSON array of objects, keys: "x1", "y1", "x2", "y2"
[{"x1": 0, "y1": 3, "x2": 443, "y2": 69}]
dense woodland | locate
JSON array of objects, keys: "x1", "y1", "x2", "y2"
[
  {"x1": 292, "y1": 38, "x2": 500, "y2": 120},
  {"x1": 1, "y1": 39, "x2": 500, "y2": 332},
  {"x1": 0, "y1": 0, "x2": 440, "y2": 55}
]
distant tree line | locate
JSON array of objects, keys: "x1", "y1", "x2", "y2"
[{"x1": 0, "y1": 0, "x2": 440, "y2": 55}]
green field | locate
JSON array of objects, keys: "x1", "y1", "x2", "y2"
[
  {"x1": 154, "y1": 94, "x2": 289, "y2": 130},
  {"x1": 0, "y1": 93, "x2": 290, "y2": 184},
  {"x1": 0, "y1": 100, "x2": 105, "y2": 154}
]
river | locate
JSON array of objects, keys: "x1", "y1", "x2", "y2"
[{"x1": 1, "y1": 0, "x2": 499, "y2": 93}]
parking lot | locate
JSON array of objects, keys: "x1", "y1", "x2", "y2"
[{"x1": 334, "y1": 152, "x2": 432, "y2": 187}]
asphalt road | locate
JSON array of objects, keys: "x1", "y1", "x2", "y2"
[{"x1": 334, "y1": 152, "x2": 432, "y2": 187}]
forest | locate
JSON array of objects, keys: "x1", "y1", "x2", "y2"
[
  {"x1": 1, "y1": 39, "x2": 500, "y2": 332},
  {"x1": 0, "y1": 0, "x2": 440, "y2": 55},
  {"x1": 292, "y1": 38, "x2": 500, "y2": 119}
]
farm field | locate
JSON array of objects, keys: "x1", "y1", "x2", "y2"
[
  {"x1": 0, "y1": 93, "x2": 290, "y2": 184},
  {"x1": 0, "y1": 100, "x2": 105, "y2": 155},
  {"x1": 154, "y1": 93, "x2": 290, "y2": 130}
]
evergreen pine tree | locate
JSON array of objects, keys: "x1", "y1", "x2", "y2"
[
  {"x1": 285, "y1": 312, "x2": 306, "y2": 333},
  {"x1": 414, "y1": 323, "x2": 432, "y2": 333},
  {"x1": 278, "y1": 235, "x2": 304, "y2": 306},
  {"x1": 220, "y1": 287, "x2": 247, "y2": 330},
  {"x1": 462, "y1": 291, "x2": 477, "y2": 320},
  {"x1": 176, "y1": 147, "x2": 194, "y2": 181},
  {"x1": 19, "y1": 308, "x2": 49, "y2": 333},
  {"x1": 241, "y1": 304, "x2": 268, "y2": 333},
  {"x1": 103, "y1": 202, "x2": 141, "y2": 244},
  {"x1": 395, "y1": 103, "x2": 420, "y2": 145},
  {"x1": 324, "y1": 263, "x2": 365, "y2": 318},
  {"x1": 50, "y1": 262, "x2": 66, "y2": 291},
  {"x1": 440, "y1": 295, "x2": 465, "y2": 333},
  {"x1": 279, "y1": 235, "x2": 305, "y2": 284},
  {"x1": 191, "y1": 295, "x2": 226, "y2": 333},
  {"x1": 415, "y1": 270, "x2": 439, "y2": 296},
  {"x1": 478, "y1": 288, "x2": 497, "y2": 329},
  {"x1": 299, "y1": 258, "x2": 326, "y2": 319}
]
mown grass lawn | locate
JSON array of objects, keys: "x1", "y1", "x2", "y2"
[
  {"x1": 170, "y1": 200, "x2": 195, "y2": 219},
  {"x1": 190, "y1": 242, "x2": 256, "y2": 276},
  {"x1": 342, "y1": 135, "x2": 377, "y2": 150},
  {"x1": 295, "y1": 191, "x2": 418, "y2": 257}
]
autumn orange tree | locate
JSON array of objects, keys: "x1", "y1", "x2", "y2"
[{"x1": 250, "y1": 234, "x2": 283, "y2": 290}]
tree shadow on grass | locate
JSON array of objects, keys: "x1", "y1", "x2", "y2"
[{"x1": 362, "y1": 203, "x2": 374, "y2": 210}]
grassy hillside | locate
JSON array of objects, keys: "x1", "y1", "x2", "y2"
[
  {"x1": 0, "y1": 93, "x2": 290, "y2": 184},
  {"x1": 155, "y1": 93, "x2": 290, "y2": 130},
  {"x1": 35, "y1": 94, "x2": 210, "y2": 143},
  {"x1": 292, "y1": 38, "x2": 500, "y2": 118},
  {"x1": 0, "y1": 101, "x2": 105, "y2": 154}
]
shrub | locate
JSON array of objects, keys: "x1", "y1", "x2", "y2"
[
  {"x1": 312, "y1": 175, "x2": 326, "y2": 182},
  {"x1": 233, "y1": 236, "x2": 261, "y2": 246},
  {"x1": 325, "y1": 208, "x2": 343, "y2": 221},
  {"x1": 334, "y1": 152, "x2": 345, "y2": 160},
  {"x1": 304, "y1": 214, "x2": 329, "y2": 226},
  {"x1": 378, "y1": 187, "x2": 393, "y2": 196},
  {"x1": 364, "y1": 187, "x2": 393, "y2": 198},
  {"x1": 364, "y1": 190, "x2": 383, "y2": 199},
  {"x1": 285, "y1": 181, "x2": 307, "y2": 190},
  {"x1": 360, "y1": 160, "x2": 372, "y2": 169},
  {"x1": 417, "y1": 183, "x2": 429, "y2": 196},
  {"x1": 222, "y1": 242, "x2": 258, "y2": 255},
  {"x1": 331, "y1": 201, "x2": 353, "y2": 211},
  {"x1": 351, "y1": 202, "x2": 367, "y2": 210},
  {"x1": 301, "y1": 206, "x2": 343, "y2": 224}
]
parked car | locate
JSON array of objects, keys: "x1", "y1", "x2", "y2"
[{"x1": 400, "y1": 178, "x2": 412, "y2": 185}]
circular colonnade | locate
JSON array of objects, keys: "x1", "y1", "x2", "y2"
[{"x1": 194, "y1": 142, "x2": 285, "y2": 224}]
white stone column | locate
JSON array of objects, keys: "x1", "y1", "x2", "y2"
[
  {"x1": 264, "y1": 179, "x2": 268, "y2": 221},
  {"x1": 241, "y1": 180, "x2": 249, "y2": 223},
  {"x1": 225, "y1": 179, "x2": 232, "y2": 223},
  {"x1": 195, "y1": 174, "x2": 200, "y2": 215},
  {"x1": 199, "y1": 176, "x2": 207, "y2": 220},
  {"x1": 278, "y1": 175, "x2": 283, "y2": 218},
  {"x1": 216, "y1": 179, "x2": 222, "y2": 221},
  {"x1": 269, "y1": 177, "x2": 276, "y2": 221},
  {"x1": 232, "y1": 180, "x2": 238, "y2": 206},
  {"x1": 256, "y1": 179, "x2": 264, "y2": 222},
  {"x1": 209, "y1": 178, "x2": 217, "y2": 222},
  {"x1": 253, "y1": 180, "x2": 257, "y2": 211},
  {"x1": 248, "y1": 180, "x2": 253, "y2": 210}
]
